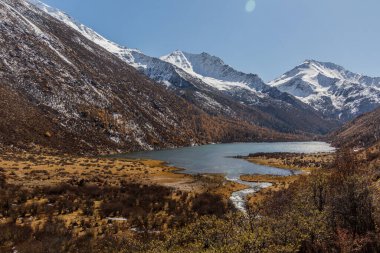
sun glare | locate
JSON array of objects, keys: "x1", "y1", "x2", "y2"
[{"x1": 245, "y1": 0, "x2": 256, "y2": 12}]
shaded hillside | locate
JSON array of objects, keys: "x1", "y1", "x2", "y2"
[
  {"x1": 331, "y1": 107, "x2": 380, "y2": 148},
  {"x1": 0, "y1": 0, "x2": 296, "y2": 154}
]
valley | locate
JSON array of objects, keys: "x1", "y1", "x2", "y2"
[
  {"x1": 1, "y1": 137, "x2": 380, "y2": 252},
  {"x1": 1, "y1": 0, "x2": 380, "y2": 252}
]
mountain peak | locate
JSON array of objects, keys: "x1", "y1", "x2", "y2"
[
  {"x1": 160, "y1": 50, "x2": 193, "y2": 71},
  {"x1": 160, "y1": 51, "x2": 226, "y2": 70},
  {"x1": 301, "y1": 59, "x2": 345, "y2": 71},
  {"x1": 303, "y1": 59, "x2": 317, "y2": 65},
  {"x1": 169, "y1": 50, "x2": 186, "y2": 56},
  {"x1": 183, "y1": 52, "x2": 226, "y2": 65},
  {"x1": 270, "y1": 59, "x2": 380, "y2": 120}
]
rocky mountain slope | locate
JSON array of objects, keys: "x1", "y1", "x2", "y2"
[
  {"x1": 331, "y1": 107, "x2": 380, "y2": 148},
  {"x1": 1, "y1": 0, "x2": 294, "y2": 154},
  {"x1": 30, "y1": 0, "x2": 339, "y2": 135},
  {"x1": 270, "y1": 60, "x2": 380, "y2": 121}
]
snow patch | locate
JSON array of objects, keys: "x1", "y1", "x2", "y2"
[{"x1": 2, "y1": 0, "x2": 74, "y2": 66}]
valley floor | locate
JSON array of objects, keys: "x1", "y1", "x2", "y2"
[
  {"x1": 0, "y1": 151, "x2": 334, "y2": 232},
  {"x1": 1, "y1": 148, "x2": 379, "y2": 252},
  {"x1": 0, "y1": 152, "x2": 244, "y2": 240}
]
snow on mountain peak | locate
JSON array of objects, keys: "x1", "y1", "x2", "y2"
[
  {"x1": 28, "y1": 0, "x2": 379, "y2": 121},
  {"x1": 269, "y1": 60, "x2": 380, "y2": 120},
  {"x1": 28, "y1": 1, "x2": 267, "y2": 93},
  {"x1": 160, "y1": 50, "x2": 193, "y2": 72},
  {"x1": 25, "y1": 0, "x2": 145, "y2": 67},
  {"x1": 4, "y1": 0, "x2": 344, "y2": 136},
  {"x1": 161, "y1": 51, "x2": 266, "y2": 91}
]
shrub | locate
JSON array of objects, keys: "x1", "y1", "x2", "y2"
[{"x1": 191, "y1": 193, "x2": 230, "y2": 217}]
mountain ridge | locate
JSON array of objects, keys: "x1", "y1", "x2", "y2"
[
  {"x1": 27, "y1": 1, "x2": 380, "y2": 126},
  {"x1": 331, "y1": 107, "x2": 380, "y2": 148},
  {"x1": 270, "y1": 59, "x2": 380, "y2": 121},
  {"x1": 2, "y1": 0, "x2": 302, "y2": 154},
  {"x1": 27, "y1": 0, "x2": 340, "y2": 136}
]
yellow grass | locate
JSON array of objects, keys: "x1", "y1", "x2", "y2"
[
  {"x1": 0, "y1": 151, "x2": 248, "y2": 235},
  {"x1": 241, "y1": 153, "x2": 334, "y2": 206}
]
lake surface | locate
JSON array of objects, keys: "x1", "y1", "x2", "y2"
[
  {"x1": 118, "y1": 142, "x2": 335, "y2": 179},
  {"x1": 117, "y1": 141, "x2": 335, "y2": 212}
]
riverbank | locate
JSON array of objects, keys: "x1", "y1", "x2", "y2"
[
  {"x1": 0, "y1": 151, "x2": 248, "y2": 195},
  {"x1": 243, "y1": 152, "x2": 334, "y2": 173},
  {"x1": 239, "y1": 152, "x2": 335, "y2": 206},
  {"x1": 0, "y1": 152, "x2": 197, "y2": 191},
  {"x1": 241, "y1": 174, "x2": 301, "y2": 206}
]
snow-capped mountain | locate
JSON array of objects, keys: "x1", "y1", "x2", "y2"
[
  {"x1": 270, "y1": 60, "x2": 380, "y2": 121},
  {"x1": 26, "y1": 1, "x2": 267, "y2": 92},
  {"x1": 26, "y1": 1, "x2": 267, "y2": 94},
  {"x1": 25, "y1": 0, "x2": 340, "y2": 135},
  {"x1": 3, "y1": 0, "x2": 296, "y2": 154},
  {"x1": 161, "y1": 50, "x2": 266, "y2": 92},
  {"x1": 26, "y1": 0, "x2": 142, "y2": 66}
]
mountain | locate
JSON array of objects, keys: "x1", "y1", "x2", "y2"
[
  {"x1": 159, "y1": 51, "x2": 342, "y2": 134},
  {"x1": 331, "y1": 107, "x2": 380, "y2": 148},
  {"x1": 29, "y1": 0, "x2": 339, "y2": 135},
  {"x1": 1, "y1": 0, "x2": 294, "y2": 154},
  {"x1": 160, "y1": 50, "x2": 267, "y2": 91},
  {"x1": 270, "y1": 60, "x2": 380, "y2": 121}
]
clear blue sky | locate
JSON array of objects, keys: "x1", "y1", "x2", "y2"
[{"x1": 42, "y1": 0, "x2": 380, "y2": 81}]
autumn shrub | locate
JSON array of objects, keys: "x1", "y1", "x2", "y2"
[
  {"x1": 192, "y1": 192, "x2": 233, "y2": 217},
  {"x1": 0, "y1": 169, "x2": 5, "y2": 188},
  {"x1": 2, "y1": 150, "x2": 380, "y2": 252},
  {"x1": 0, "y1": 223, "x2": 33, "y2": 247}
]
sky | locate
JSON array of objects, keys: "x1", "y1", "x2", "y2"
[{"x1": 41, "y1": 0, "x2": 380, "y2": 81}]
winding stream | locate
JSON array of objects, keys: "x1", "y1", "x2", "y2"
[
  {"x1": 228, "y1": 178, "x2": 272, "y2": 213},
  {"x1": 117, "y1": 142, "x2": 335, "y2": 211}
]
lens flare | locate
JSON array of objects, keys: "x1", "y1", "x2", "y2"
[{"x1": 245, "y1": 0, "x2": 256, "y2": 12}]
